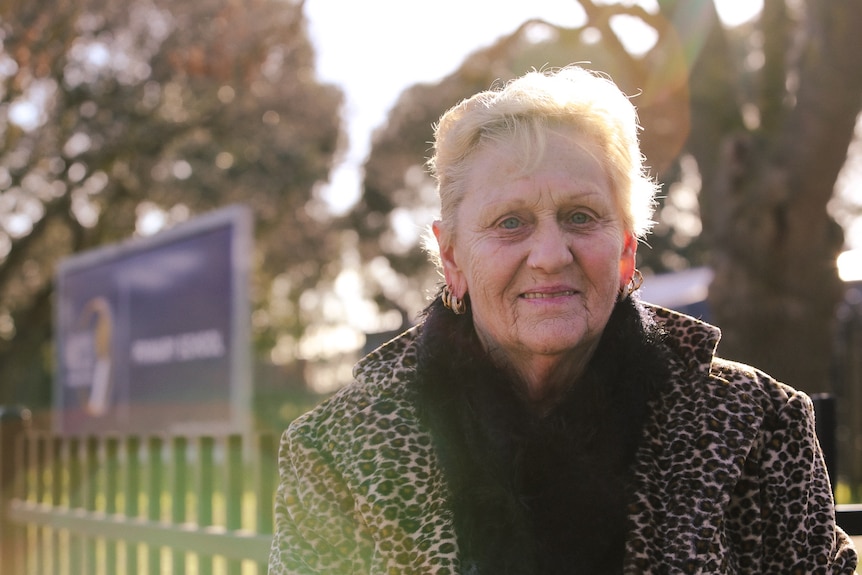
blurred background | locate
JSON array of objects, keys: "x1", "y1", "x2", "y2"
[{"x1": 1, "y1": 0, "x2": 862, "y2": 487}]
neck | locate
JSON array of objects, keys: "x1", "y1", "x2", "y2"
[{"x1": 482, "y1": 338, "x2": 601, "y2": 410}]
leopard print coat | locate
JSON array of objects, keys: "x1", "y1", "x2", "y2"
[{"x1": 268, "y1": 303, "x2": 857, "y2": 574}]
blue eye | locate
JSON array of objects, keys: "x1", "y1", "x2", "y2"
[
  {"x1": 500, "y1": 217, "x2": 521, "y2": 229},
  {"x1": 570, "y1": 212, "x2": 591, "y2": 224}
]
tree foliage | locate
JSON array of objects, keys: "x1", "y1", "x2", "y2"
[
  {"x1": 350, "y1": 0, "x2": 862, "y2": 394},
  {"x1": 0, "y1": 0, "x2": 343, "y2": 407}
]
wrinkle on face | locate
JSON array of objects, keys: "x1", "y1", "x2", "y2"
[{"x1": 434, "y1": 127, "x2": 636, "y2": 401}]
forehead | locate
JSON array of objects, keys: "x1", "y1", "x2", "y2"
[{"x1": 462, "y1": 128, "x2": 612, "y2": 204}]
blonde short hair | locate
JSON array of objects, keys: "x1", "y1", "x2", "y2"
[{"x1": 427, "y1": 65, "x2": 657, "y2": 244}]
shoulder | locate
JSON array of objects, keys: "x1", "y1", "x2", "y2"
[
  {"x1": 644, "y1": 302, "x2": 807, "y2": 420},
  {"x1": 709, "y1": 356, "x2": 800, "y2": 403},
  {"x1": 708, "y1": 356, "x2": 814, "y2": 429},
  {"x1": 284, "y1": 325, "x2": 426, "y2": 457}
]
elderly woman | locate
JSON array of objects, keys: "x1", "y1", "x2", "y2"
[{"x1": 268, "y1": 66, "x2": 857, "y2": 574}]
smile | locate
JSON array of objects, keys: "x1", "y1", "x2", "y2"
[{"x1": 520, "y1": 290, "x2": 576, "y2": 299}]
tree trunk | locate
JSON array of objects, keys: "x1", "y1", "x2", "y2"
[
  {"x1": 708, "y1": 136, "x2": 846, "y2": 393},
  {"x1": 699, "y1": 0, "x2": 862, "y2": 393}
]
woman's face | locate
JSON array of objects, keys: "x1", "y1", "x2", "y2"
[{"x1": 434, "y1": 127, "x2": 636, "y2": 374}]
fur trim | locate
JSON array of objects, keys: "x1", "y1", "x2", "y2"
[{"x1": 414, "y1": 294, "x2": 671, "y2": 574}]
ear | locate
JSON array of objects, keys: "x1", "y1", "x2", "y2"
[
  {"x1": 432, "y1": 220, "x2": 468, "y2": 297},
  {"x1": 618, "y1": 231, "x2": 638, "y2": 289}
]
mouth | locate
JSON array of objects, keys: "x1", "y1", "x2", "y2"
[{"x1": 520, "y1": 289, "x2": 577, "y2": 300}]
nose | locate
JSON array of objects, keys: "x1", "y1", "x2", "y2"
[{"x1": 526, "y1": 221, "x2": 574, "y2": 272}]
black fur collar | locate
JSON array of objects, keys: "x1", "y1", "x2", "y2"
[{"x1": 414, "y1": 294, "x2": 671, "y2": 575}]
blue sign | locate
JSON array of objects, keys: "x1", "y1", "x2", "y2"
[{"x1": 54, "y1": 205, "x2": 252, "y2": 435}]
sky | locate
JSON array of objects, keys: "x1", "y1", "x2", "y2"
[{"x1": 303, "y1": 0, "x2": 764, "y2": 213}]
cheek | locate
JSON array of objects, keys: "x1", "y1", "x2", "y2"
[
  {"x1": 461, "y1": 243, "x2": 520, "y2": 300},
  {"x1": 465, "y1": 251, "x2": 503, "y2": 292},
  {"x1": 583, "y1": 240, "x2": 628, "y2": 286}
]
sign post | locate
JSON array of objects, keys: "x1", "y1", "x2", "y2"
[{"x1": 54, "y1": 205, "x2": 252, "y2": 435}]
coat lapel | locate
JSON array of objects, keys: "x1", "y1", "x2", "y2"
[{"x1": 625, "y1": 312, "x2": 766, "y2": 573}]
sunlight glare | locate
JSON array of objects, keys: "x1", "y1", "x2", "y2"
[
  {"x1": 9, "y1": 100, "x2": 40, "y2": 131},
  {"x1": 838, "y1": 249, "x2": 862, "y2": 283},
  {"x1": 610, "y1": 14, "x2": 658, "y2": 56},
  {"x1": 714, "y1": 0, "x2": 763, "y2": 26},
  {"x1": 136, "y1": 204, "x2": 167, "y2": 236}
]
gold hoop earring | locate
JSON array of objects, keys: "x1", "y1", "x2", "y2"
[
  {"x1": 620, "y1": 269, "x2": 644, "y2": 300},
  {"x1": 442, "y1": 285, "x2": 467, "y2": 315}
]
